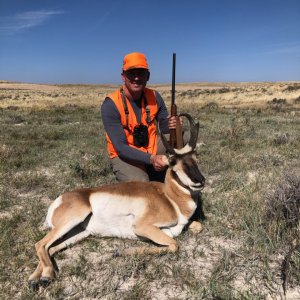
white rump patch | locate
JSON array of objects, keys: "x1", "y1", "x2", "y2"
[{"x1": 45, "y1": 195, "x2": 63, "y2": 229}]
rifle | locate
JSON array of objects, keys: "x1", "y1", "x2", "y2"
[{"x1": 169, "y1": 53, "x2": 184, "y2": 149}]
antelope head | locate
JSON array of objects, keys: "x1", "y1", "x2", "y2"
[{"x1": 161, "y1": 113, "x2": 205, "y2": 192}]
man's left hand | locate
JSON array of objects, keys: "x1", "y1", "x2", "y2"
[{"x1": 150, "y1": 155, "x2": 168, "y2": 171}]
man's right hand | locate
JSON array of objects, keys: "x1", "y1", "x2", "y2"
[{"x1": 150, "y1": 155, "x2": 168, "y2": 171}]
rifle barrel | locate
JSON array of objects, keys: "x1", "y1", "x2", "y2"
[{"x1": 171, "y1": 53, "x2": 176, "y2": 106}]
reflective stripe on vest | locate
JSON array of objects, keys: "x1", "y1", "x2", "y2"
[{"x1": 105, "y1": 87, "x2": 158, "y2": 159}]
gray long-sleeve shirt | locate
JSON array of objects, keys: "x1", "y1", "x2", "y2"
[{"x1": 101, "y1": 90, "x2": 169, "y2": 165}]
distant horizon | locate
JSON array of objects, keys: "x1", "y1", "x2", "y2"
[{"x1": 1, "y1": 79, "x2": 300, "y2": 86}]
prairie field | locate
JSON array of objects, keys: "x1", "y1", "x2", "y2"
[{"x1": 0, "y1": 81, "x2": 299, "y2": 299}]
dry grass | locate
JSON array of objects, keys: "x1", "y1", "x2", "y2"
[
  {"x1": 0, "y1": 81, "x2": 300, "y2": 299},
  {"x1": 1, "y1": 81, "x2": 300, "y2": 110}
]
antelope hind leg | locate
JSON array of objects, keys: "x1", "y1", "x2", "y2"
[
  {"x1": 29, "y1": 215, "x2": 91, "y2": 288},
  {"x1": 49, "y1": 214, "x2": 92, "y2": 256},
  {"x1": 28, "y1": 227, "x2": 63, "y2": 288},
  {"x1": 28, "y1": 262, "x2": 42, "y2": 290}
]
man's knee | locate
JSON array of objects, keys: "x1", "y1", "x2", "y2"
[
  {"x1": 111, "y1": 157, "x2": 149, "y2": 183},
  {"x1": 115, "y1": 171, "x2": 149, "y2": 182}
]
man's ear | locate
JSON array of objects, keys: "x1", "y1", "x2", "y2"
[
  {"x1": 121, "y1": 72, "x2": 125, "y2": 83},
  {"x1": 147, "y1": 71, "x2": 150, "y2": 81}
]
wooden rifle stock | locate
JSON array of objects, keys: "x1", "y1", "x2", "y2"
[{"x1": 169, "y1": 53, "x2": 183, "y2": 149}]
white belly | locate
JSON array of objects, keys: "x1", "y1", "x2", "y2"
[
  {"x1": 86, "y1": 192, "x2": 146, "y2": 239},
  {"x1": 87, "y1": 214, "x2": 138, "y2": 239}
]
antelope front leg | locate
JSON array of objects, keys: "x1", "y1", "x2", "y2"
[
  {"x1": 125, "y1": 224, "x2": 178, "y2": 255},
  {"x1": 188, "y1": 220, "x2": 203, "y2": 234}
]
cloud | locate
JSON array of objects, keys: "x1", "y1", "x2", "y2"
[{"x1": 0, "y1": 10, "x2": 65, "y2": 36}]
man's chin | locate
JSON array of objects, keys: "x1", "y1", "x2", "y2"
[{"x1": 131, "y1": 85, "x2": 144, "y2": 92}]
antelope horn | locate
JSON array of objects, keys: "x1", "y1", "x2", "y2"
[
  {"x1": 158, "y1": 127, "x2": 176, "y2": 155},
  {"x1": 178, "y1": 113, "x2": 199, "y2": 150}
]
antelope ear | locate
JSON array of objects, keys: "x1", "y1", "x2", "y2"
[{"x1": 189, "y1": 122, "x2": 199, "y2": 150}]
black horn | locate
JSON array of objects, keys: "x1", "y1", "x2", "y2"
[
  {"x1": 159, "y1": 127, "x2": 176, "y2": 155},
  {"x1": 178, "y1": 113, "x2": 199, "y2": 150}
]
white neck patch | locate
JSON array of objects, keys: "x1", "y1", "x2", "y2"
[{"x1": 174, "y1": 144, "x2": 192, "y2": 155}]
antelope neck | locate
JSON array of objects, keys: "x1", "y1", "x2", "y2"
[{"x1": 170, "y1": 169, "x2": 192, "y2": 192}]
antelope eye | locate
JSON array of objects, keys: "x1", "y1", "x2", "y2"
[{"x1": 168, "y1": 156, "x2": 177, "y2": 166}]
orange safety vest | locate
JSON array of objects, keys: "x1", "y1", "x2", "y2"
[{"x1": 105, "y1": 87, "x2": 159, "y2": 159}]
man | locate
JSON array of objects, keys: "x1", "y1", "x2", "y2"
[
  {"x1": 101, "y1": 52, "x2": 177, "y2": 182},
  {"x1": 101, "y1": 52, "x2": 204, "y2": 232}
]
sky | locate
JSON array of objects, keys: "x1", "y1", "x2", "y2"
[{"x1": 0, "y1": 0, "x2": 300, "y2": 84}]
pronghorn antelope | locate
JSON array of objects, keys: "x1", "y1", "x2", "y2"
[{"x1": 28, "y1": 113, "x2": 205, "y2": 289}]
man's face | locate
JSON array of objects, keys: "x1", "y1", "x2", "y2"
[{"x1": 122, "y1": 68, "x2": 149, "y2": 94}]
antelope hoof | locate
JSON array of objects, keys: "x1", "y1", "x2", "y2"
[
  {"x1": 189, "y1": 221, "x2": 203, "y2": 234},
  {"x1": 40, "y1": 277, "x2": 52, "y2": 287},
  {"x1": 28, "y1": 280, "x2": 39, "y2": 291}
]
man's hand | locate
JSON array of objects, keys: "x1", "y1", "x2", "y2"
[
  {"x1": 150, "y1": 155, "x2": 168, "y2": 171},
  {"x1": 168, "y1": 115, "x2": 182, "y2": 130},
  {"x1": 168, "y1": 116, "x2": 177, "y2": 129}
]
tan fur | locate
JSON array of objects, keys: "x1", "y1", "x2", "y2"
[
  {"x1": 52, "y1": 191, "x2": 91, "y2": 227},
  {"x1": 164, "y1": 170, "x2": 196, "y2": 218}
]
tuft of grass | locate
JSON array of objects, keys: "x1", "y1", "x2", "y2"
[
  {"x1": 265, "y1": 172, "x2": 300, "y2": 234},
  {"x1": 294, "y1": 96, "x2": 300, "y2": 104},
  {"x1": 267, "y1": 98, "x2": 288, "y2": 111},
  {"x1": 273, "y1": 132, "x2": 290, "y2": 145},
  {"x1": 283, "y1": 84, "x2": 300, "y2": 92},
  {"x1": 202, "y1": 102, "x2": 219, "y2": 112},
  {"x1": 264, "y1": 172, "x2": 300, "y2": 293}
]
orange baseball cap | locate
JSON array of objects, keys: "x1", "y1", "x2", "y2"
[{"x1": 122, "y1": 52, "x2": 149, "y2": 71}]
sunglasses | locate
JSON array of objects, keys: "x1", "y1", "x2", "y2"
[{"x1": 124, "y1": 69, "x2": 149, "y2": 79}]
